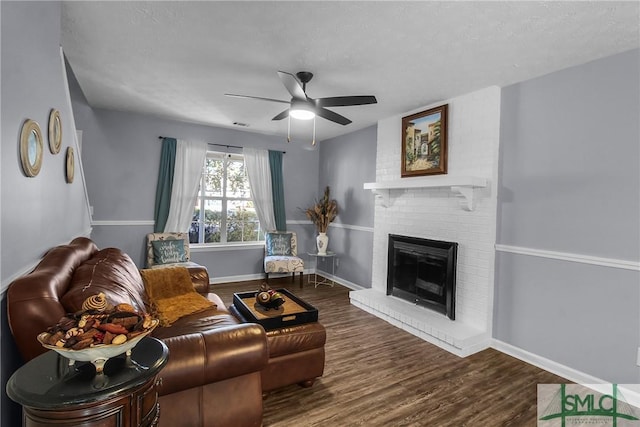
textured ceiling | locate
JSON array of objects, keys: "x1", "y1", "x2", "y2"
[{"x1": 62, "y1": 1, "x2": 639, "y2": 143}]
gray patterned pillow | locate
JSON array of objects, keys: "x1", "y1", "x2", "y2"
[
  {"x1": 152, "y1": 239, "x2": 187, "y2": 264},
  {"x1": 266, "y1": 233, "x2": 292, "y2": 256}
]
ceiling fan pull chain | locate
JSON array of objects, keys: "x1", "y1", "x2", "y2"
[
  {"x1": 311, "y1": 116, "x2": 317, "y2": 147},
  {"x1": 287, "y1": 114, "x2": 291, "y2": 143}
]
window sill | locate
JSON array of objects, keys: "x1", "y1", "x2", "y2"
[{"x1": 189, "y1": 242, "x2": 264, "y2": 252}]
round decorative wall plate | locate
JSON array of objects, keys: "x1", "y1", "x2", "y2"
[
  {"x1": 20, "y1": 119, "x2": 43, "y2": 177},
  {"x1": 66, "y1": 146, "x2": 75, "y2": 183},
  {"x1": 48, "y1": 109, "x2": 62, "y2": 154}
]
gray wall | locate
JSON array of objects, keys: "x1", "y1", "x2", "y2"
[
  {"x1": 1, "y1": 2, "x2": 92, "y2": 425},
  {"x1": 494, "y1": 48, "x2": 640, "y2": 383},
  {"x1": 1, "y1": 1, "x2": 92, "y2": 284},
  {"x1": 69, "y1": 69, "x2": 320, "y2": 277},
  {"x1": 316, "y1": 125, "x2": 376, "y2": 288}
]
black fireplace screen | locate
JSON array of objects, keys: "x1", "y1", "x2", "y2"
[{"x1": 387, "y1": 234, "x2": 457, "y2": 320}]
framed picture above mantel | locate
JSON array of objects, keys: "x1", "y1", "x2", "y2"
[{"x1": 401, "y1": 104, "x2": 448, "y2": 177}]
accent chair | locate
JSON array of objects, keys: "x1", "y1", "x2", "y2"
[{"x1": 264, "y1": 231, "x2": 304, "y2": 287}]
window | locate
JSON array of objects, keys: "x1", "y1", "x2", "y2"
[{"x1": 190, "y1": 152, "x2": 264, "y2": 244}]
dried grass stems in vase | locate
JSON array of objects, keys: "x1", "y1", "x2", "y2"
[
  {"x1": 305, "y1": 186, "x2": 338, "y2": 233},
  {"x1": 305, "y1": 186, "x2": 337, "y2": 255}
]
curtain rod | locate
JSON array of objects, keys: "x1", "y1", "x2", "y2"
[{"x1": 158, "y1": 136, "x2": 285, "y2": 154}]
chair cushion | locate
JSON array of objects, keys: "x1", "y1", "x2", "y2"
[
  {"x1": 266, "y1": 232, "x2": 292, "y2": 256},
  {"x1": 152, "y1": 239, "x2": 187, "y2": 264},
  {"x1": 140, "y1": 267, "x2": 215, "y2": 326},
  {"x1": 149, "y1": 261, "x2": 202, "y2": 269},
  {"x1": 264, "y1": 255, "x2": 304, "y2": 273}
]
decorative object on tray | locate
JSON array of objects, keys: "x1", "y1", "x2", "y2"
[
  {"x1": 37, "y1": 293, "x2": 158, "y2": 373},
  {"x1": 401, "y1": 104, "x2": 448, "y2": 177},
  {"x1": 255, "y1": 282, "x2": 285, "y2": 311},
  {"x1": 304, "y1": 186, "x2": 338, "y2": 255},
  {"x1": 48, "y1": 108, "x2": 62, "y2": 154},
  {"x1": 233, "y1": 288, "x2": 319, "y2": 331},
  {"x1": 19, "y1": 119, "x2": 44, "y2": 177}
]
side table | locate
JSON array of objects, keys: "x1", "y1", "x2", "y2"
[
  {"x1": 307, "y1": 252, "x2": 337, "y2": 287},
  {"x1": 6, "y1": 337, "x2": 169, "y2": 427}
]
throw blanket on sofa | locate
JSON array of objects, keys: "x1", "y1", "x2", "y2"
[{"x1": 140, "y1": 267, "x2": 216, "y2": 326}]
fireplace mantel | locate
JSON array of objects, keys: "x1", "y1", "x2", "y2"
[{"x1": 364, "y1": 176, "x2": 487, "y2": 211}]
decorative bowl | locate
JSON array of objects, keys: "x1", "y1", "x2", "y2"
[{"x1": 37, "y1": 319, "x2": 159, "y2": 373}]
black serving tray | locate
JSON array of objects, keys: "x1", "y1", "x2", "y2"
[{"x1": 232, "y1": 289, "x2": 318, "y2": 331}]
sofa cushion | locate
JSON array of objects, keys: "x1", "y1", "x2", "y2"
[
  {"x1": 265, "y1": 322, "x2": 327, "y2": 358},
  {"x1": 152, "y1": 293, "x2": 236, "y2": 337},
  {"x1": 154, "y1": 323, "x2": 268, "y2": 396},
  {"x1": 151, "y1": 239, "x2": 187, "y2": 264},
  {"x1": 140, "y1": 267, "x2": 215, "y2": 326},
  {"x1": 61, "y1": 247, "x2": 148, "y2": 313},
  {"x1": 151, "y1": 293, "x2": 269, "y2": 395}
]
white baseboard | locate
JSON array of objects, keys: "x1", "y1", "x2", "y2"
[
  {"x1": 210, "y1": 273, "x2": 265, "y2": 284},
  {"x1": 315, "y1": 271, "x2": 366, "y2": 291},
  {"x1": 491, "y1": 339, "x2": 640, "y2": 408},
  {"x1": 492, "y1": 339, "x2": 603, "y2": 384},
  {"x1": 209, "y1": 269, "x2": 367, "y2": 291},
  {"x1": 209, "y1": 269, "x2": 313, "y2": 285}
]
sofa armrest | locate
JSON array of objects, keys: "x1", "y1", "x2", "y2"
[
  {"x1": 156, "y1": 323, "x2": 268, "y2": 396},
  {"x1": 188, "y1": 266, "x2": 210, "y2": 294}
]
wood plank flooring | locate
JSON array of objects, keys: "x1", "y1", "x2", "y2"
[{"x1": 212, "y1": 277, "x2": 567, "y2": 426}]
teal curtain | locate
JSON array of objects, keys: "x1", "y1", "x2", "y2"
[
  {"x1": 153, "y1": 137, "x2": 177, "y2": 232},
  {"x1": 269, "y1": 150, "x2": 286, "y2": 231}
]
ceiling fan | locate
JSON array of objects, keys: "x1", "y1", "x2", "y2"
[{"x1": 225, "y1": 71, "x2": 377, "y2": 126}]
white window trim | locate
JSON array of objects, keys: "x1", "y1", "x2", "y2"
[{"x1": 192, "y1": 151, "x2": 264, "y2": 245}]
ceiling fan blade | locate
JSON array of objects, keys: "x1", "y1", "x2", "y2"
[
  {"x1": 277, "y1": 71, "x2": 307, "y2": 101},
  {"x1": 316, "y1": 107, "x2": 352, "y2": 126},
  {"x1": 224, "y1": 93, "x2": 290, "y2": 104},
  {"x1": 272, "y1": 109, "x2": 290, "y2": 121},
  {"x1": 316, "y1": 95, "x2": 378, "y2": 107}
]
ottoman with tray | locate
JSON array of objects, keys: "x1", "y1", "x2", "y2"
[{"x1": 230, "y1": 289, "x2": 326, "y2": 392}]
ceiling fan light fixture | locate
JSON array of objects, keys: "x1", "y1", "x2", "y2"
[
  {"x1": 289, "y1": 100, "x2": 315, "y2": 120},
  {"x1": 290, "y1": 109, "x2": 315, "y2": 120}
]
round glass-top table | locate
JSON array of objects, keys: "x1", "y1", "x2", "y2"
[{"x1": 7, "y1": 337, "x2": 169, "y2": 427}]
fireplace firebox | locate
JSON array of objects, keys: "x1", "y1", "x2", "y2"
[{"x1": 387, "y1": 234, "x2": 457, "y2": 320}]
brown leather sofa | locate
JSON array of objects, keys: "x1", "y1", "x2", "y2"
[{"x1": 7, "y1": 237, "x2": 268, "y2": 427}]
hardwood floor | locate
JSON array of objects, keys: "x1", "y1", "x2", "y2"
[{"x1": 212, "y1": 276, "x2": 566, "y2": 426}]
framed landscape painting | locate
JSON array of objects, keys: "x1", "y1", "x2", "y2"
[{"x1": 401, "y1": 104, "x2": 448, "y2": 177}]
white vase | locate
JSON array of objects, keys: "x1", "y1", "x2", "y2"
[{"x1": 316, "y1": 232, "x2": 329, "y2": 255}]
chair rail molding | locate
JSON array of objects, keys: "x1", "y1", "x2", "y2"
[
  {"x1": 495, "y1": 244, "x2": 640, "y2": 271},
  {"x1": 287, "y1": 220, "x2": 374, "y2": 233},
  {"x1": 1, "y1": 227, "x2": 93, "y2": 294},
  {"x1": 364, "y1": 176, "x2": 487, "y2": 210},
  {"x1": 92, "y1": 220, "x2": 155, "y2": 226}
]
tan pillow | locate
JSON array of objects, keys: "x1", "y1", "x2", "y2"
[{"x1": 140, "y1": 267, "x2": 215, "y2": 326}]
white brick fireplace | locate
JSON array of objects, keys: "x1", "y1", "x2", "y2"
[{"x1": 350, "y1": 86, "x2": 501, "y2": 357}]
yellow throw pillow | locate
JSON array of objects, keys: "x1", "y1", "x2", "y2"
[{"x1": 140, "y1": 267, "x2": 215, "y2": 326}]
